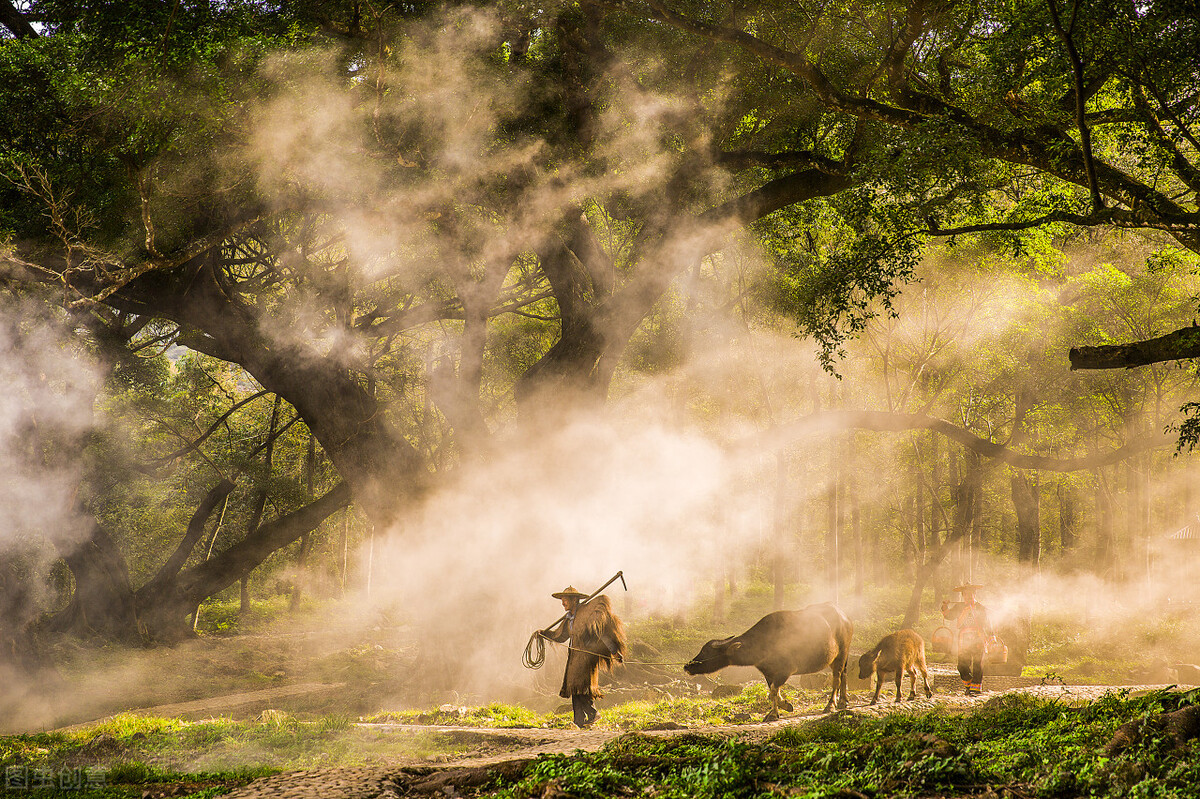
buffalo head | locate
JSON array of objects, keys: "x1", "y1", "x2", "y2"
[
  {"x1": 684, "y1": 636, "x2": 742, "y2": 675},
  {"x1": 857, "y1": 650, "x2": 879, "y2": 680}
]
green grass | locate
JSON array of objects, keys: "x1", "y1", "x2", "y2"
[
  {"x1": 363, "y1": 702, "x2": 555, "y2": 728},
  {"x1": 0, "y1": 711, "x2": 470, "y2": 797},
  {"x1": 363, "y1": 685, "x2": 841, "y2": 732},
  {"x1": 487, "y1": 688, "x2": 1200, "y2": 798}
]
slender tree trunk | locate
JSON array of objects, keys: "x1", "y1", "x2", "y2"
[
  {"x1": 339, "y1": 510, "x2": 349, "y2": 598},
  {"x1": 1012, "y1": 471, "x2": 1041, "y2": 566},
  {"x1": 850, "y1": 442, "x2": 864, "y2": 600},
  {"x1": 714, "y1": 573, "x2": 726, "y2": 622},
  {"x1": 903, "y1": 496, "x2": 916, "y2": 574},
  {"x1": 948, "y1": 449, "x2": 960, "y2": 585},
  {"x1": 772, "y1": 452, "x2": 787, "y2": 611},
  {"x1": 1095, "y1": 468, "x2": 1115, "y2": 572},
  {"x1": 916, "y1": 468, "x2": 927, "y2": 562},
  {"x1": 1141, "y1": 455, "x2": 1153, "y2": 587},
  {"x1": 1059, "y1": 482, "x2": 1077, "y2": 551},
  {"x1": 827, "y1": 433, "x2": 840, "y2": 602},
  {"x1": 930, "y1": 432, "x2": 941, "y2": 549},
  {"x1": 290, "y1": 433, "x2": 318, "y2": 612},
  {"x1": 902, "y1": 452, "x2": 981, "y2": 628},
  {"x1": 971, "y1": 457, "x2": 984, "y2": 577}
]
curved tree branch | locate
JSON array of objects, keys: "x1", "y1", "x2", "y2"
[
  {"x1": 173, "y1": 481, "x2": 352, "y2": 604},
  {"x1": 152, "y1": 390, "x2": 271, "y2": 464},
  {"x1": 140, "y1": 479, "x2": 236, "y2": 594}
]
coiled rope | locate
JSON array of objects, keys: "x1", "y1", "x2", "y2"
[{"x1": 522, "y1": 630, "x2": 548, "y2": 669}]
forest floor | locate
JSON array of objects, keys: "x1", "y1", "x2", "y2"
[
  {"x1": 218, "y1": 682, "x2": 1187, "y2": 799},
  {"x1": 6, "y1": 598, "x2": 1200, "y2": 796},
  {"x1": 5, "y1": 670, "x2": 1195, "y2": 798}
]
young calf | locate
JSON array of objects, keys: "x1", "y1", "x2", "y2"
[{"x1": 858, "y1": 629, "x2": 933, "y2": 704}]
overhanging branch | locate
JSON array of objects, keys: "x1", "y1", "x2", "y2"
[
  {"x1": 929, "y1": 207, "x2": 1200, "y2": 237},
  {"x1": 1069, "y1": 326, "x2": 1200, "y2": 370}
]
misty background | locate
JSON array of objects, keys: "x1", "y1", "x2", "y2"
[{"x1": 2, "y1": 0, "x2": 1199, "y2": 733}]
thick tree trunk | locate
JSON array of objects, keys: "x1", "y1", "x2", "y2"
[
  {"x1": 47, "y1": 522, "x2": 142, "y2": 643},
  {"x1": 126, "y1": 255, "x2": 425, "y2": 528}
]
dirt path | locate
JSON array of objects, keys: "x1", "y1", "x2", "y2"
[{"x1": 222, "y1": 682, "x2": 1186, "y2": 799}]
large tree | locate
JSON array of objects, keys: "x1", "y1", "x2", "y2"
[{"x1": 2, "y1": 0, "x2": 1197, "y2": 641}]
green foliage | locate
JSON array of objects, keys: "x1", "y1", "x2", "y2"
[{"x1": 489, "y1": 690, "x2": 1200, "y2": 799}]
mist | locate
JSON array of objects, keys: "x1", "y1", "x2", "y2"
[{"x1": 3, "y1": 4, "x2": 1200, "y2": 739}]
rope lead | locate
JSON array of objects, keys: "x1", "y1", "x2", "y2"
[{"x1": 524, "y1": 634, "x2": 703, "y2": 669}]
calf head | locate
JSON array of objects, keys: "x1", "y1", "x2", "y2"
[
  {"x1": 857, "y1": 650, "x2": 880, "y2": 680},
  {"x1": 684, "y1": 636, "x2": 741, "y2": 674}
]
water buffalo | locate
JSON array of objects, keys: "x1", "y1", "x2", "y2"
[
  {"x1": 684, "y1": 602, "x2": 853, "y2": 720},
  {"x1": 858, "y1": 629, "x2": 933, "y2": 704}
]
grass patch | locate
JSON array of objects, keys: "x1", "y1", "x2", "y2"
[
  {"x1": 488, "y1": 688, "x2": 1200, "y2": 798},
  {"x1": 363, "y1": 703, "x2": 552, "y2": 728},
  {"x1": 0, "y1": 711, "x2": 470, "y2": 796},
  {"x1": 364, "y1": 685, "x2": 836, "y2": 731}
]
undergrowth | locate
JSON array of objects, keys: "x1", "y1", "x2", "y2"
[{"x1": 488, "y1": 688, "x2": 1200, "y2": 798}]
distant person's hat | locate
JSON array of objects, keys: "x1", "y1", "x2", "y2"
[
  {"x1": 552, "y1": 586, "x2": 588, "y2": 600},
  {"x1": 954, "y1": 583, "x2": 984, "y2": 592}
]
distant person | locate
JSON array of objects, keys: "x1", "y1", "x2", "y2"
[
  {"x1": 540, "y1": 586, "x2": 627, "y2": 728},
  {"x1": 941, "y1": 583, "x2": 996, "y2": 696}
]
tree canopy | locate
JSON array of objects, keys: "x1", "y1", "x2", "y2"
[{"x1": 1, "y1": 0, "x2": 1198, "y2": 643}]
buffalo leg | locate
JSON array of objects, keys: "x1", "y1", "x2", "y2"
[
  {"x1": 919, "y1": 664, "x2": 933, "y2": 698},
  {"x1": 765, "y1": 682, "x2": 781, "y2": 722},
  {"x1": 906, "y1": 668, "x2": 917, "y2": 700},
  {"x1": 824, "y1": 666, "x2": 845, "y2": 712},
  {"x1": 829, "y1": 652, "x2": 850, "y2": 710},
  {"x1": 777, "y1": 682, "x2": 794, "y2": 712},
  {"x1": 871, "y1": 673, "x2": 883, "y2": 705}
]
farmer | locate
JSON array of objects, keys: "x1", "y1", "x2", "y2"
[
  {"x1": 941, "y1": 583, "x2": 996, "y2": 696},
  {"x1": 540, "y1": 585, "x2": 627, "y2": 728}
]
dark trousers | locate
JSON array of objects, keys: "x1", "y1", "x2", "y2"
[
  {"x1": 571, "y1": 694, "x2": 597, "y2": 728},
  {"x1": 958, "y1": 649, "x2": 983, "y2": 691}
]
